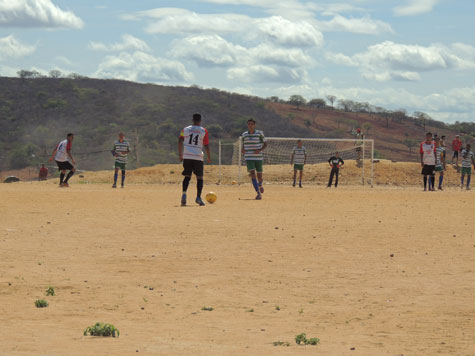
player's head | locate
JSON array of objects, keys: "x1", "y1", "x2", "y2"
[
  {"x1": 467, "y1": 143, "x2": 471, "y2": 151},
  {"x1": 335, "y1": 151, "x2": 339, "y2": 157},
  {"x1": 435, "y1": 136, "x2": 440, "y2": 146},
  {"x1": 247, "y1": 118, "x2": 256, "y2": 131},
  {"x1": 67, "y1": 133, "x2": 74, "y2": 141},
  {"x1": 456, "y1": 134, "x2": 460, "y2": 139},
  {"x1": 425, "y1": 132, "x2": 432, "y2": 142},
  {"x1": 297, "y1": 139, "x2": 302, "y2": 147},
  {"x1": 41, "y1": 164, "x2": 45, "y2": 167},
  {"x1": 192, "y1": 113, "x2": 202, "y2": 124},
  {"x1": 118, "y1": 132, "x2": 125, "y2": 141}
]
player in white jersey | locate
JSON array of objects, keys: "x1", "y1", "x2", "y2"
[
  {"x1": 178, "y1": 113, "x2": 211, "y2": 206},
  {"x1": 290, "y1": 139, "x2": 307, "y2": 188},
  {"x1": 460, "y1": 144, "x2": 474, "y2": 190},
  {"x1": 434, "y1": 137, "x2": 446, "y2": 190},
  {"x1": 48, "y1": 133, "x2": 75, "y2": 187},
  {"x1": 112, "y1": 132, "x2": 130, "y2": 188},
  {"x1": 241, "y1": 118, "x2": 267, "y2": 200},
  {"x1": 420, "y1": 132, "x2": 436, "y2": 191}
]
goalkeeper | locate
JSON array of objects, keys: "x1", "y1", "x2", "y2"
[{"x1": 327, "y1": 152, "x2": 344, "y2": 188}]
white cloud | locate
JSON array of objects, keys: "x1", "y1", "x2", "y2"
[
  {"x1": 317, "y1": 15, "x2": 393, "y2": 34},
  {"x1": 327, "y1": 41, "x2": 475, "y2": 82},
  {"x1": 393, "y1": 0, "x2": 439, "y2": 16},
  {"x1": 227, "y1": 65, "x2": 307, "y2": 84},
  {"x1": 89, "y1": 34, "x2": 151, "y2": 52},
  {"x1": 93, "y1": 51, "x2": 194, "y2": 83},
  {"x1": 0, "y1": 35, "x2": 35, "y2": 60},
  {"x1": 248, "y1": 43, "x2": 312, "y2": 67},
  {"x1": 0, "y1": 0, "x2": 83, "y2": 28}
]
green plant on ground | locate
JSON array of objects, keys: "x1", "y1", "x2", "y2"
[
  {"x1": 275, "y1": 305, "x2": 280, "y2": 310},
  {"x1": 247, "y1": 308, "x2": 254, "y2": 312},
  {"x1": 295, "y1": 333, "x2": 320, "y2": 346},
  {"x1": 83, "y1": 322, "x2": 120, "y2": 337},
  {"x1": 35, "y1": 299, "x2": 48, "y2": 308},
  {"x1": 273, "y1": 341, "x2": 290, "y2": 346},
  {"x1": 46, "y1": 287, "x2": 55, "y2": 296},
  {"x1": 201, "y1": 306, "x2": 214, "y2": 311}
]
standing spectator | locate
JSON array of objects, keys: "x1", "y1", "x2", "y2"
[
  {"x1": 420, "y1": 132, "x2": 436, "y2": 191},
  {"x1": 451, "y1": 135, "x2": 463, "y2": 166},
  {"x1": 38, "y1": 164, "x2": 48, "y2": 181},
  {"x1": 327, "y1": 152, "x2": 344, "y2": 188}
]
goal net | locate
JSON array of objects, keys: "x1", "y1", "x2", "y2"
[{"x1": 218, "y1": 138, "x2": 374, "y2": 186}]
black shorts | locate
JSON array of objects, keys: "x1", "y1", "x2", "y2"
[
  {"x1": 182, "y1": 159, "x2": 204, "y2": 177},
  {"x1": 453, "y1": 151, "x2": 459, "y2": 158},
  {"x1": 421, "y1": 165, "x2": 435, "y2": 176},
  {"x1": 56, "y1": 160, "x2": 74, "y2": 171}
]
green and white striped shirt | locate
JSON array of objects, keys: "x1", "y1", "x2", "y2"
[
  {"x1": 461, "y1": 149, "x2": 474, "y2": 168},
  {"x1": 435, "y1": 146, "x2": 445, "y2": 167},
  {"x1": 242, "y1": 130, "x2": 266, "y2": 161},
  {"x1": 292, "y1": 146, "x2": 306, "y2": 165},
  {"x1": 113, "y1": 140, "x2": 130, "y2": 163}
]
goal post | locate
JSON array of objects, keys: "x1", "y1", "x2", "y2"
[{"x1": 219, "y1": 137, "x2": 374, "y2": 187}]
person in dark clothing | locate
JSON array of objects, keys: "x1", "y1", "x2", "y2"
[{"x1": 328, "y1": 152, "x2": 344, "y2": 188}]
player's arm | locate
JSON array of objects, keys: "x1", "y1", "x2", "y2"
[
  {"x1": 304, "y1": 152, "x2": 307, "y2": 165},
  {"x1": 48, "y1": 146, "x2": 57, "y2": 162},
  {"x1": 257, "y1": 141, "x2": 267, "y2": 154},
  {"x1": 204, "y1": 144, "x2": 211, "y2": 164},
  {"x1": 290, "y1": 152, "x2": 294, "y2": 165},
  {"x1": 241, "y1": 136, "x2": 245, "y2": 155},
  {"x1": 419, "y1": 144, "x2": 424, "y2": 167},
  {"x1": 328, "y1": 157, "x2": 333, "y2": 168},
  {"x1": 203, "y1": 129, "x2": 211, "y2": 163}
]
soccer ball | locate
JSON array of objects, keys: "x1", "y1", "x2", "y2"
[
  {"x1": 206, "y1": 192, "x2": 217, "y2": 204},
  {"x1": 231, "y1": 180, "x2": 237, "y2": 185}
]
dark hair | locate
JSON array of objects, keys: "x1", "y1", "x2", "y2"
[
  {"x1": 247, "y1": 118, "x2": 256, "y2": 124},
  {"x1": 192, "y1": 113, "x2": 202, "y2": 122},
  {"x1": 426, "y1": 132, "x2": 432, "y2": 136},
  {"x1": 67, "y1": 133, "x2": 74, "y2": 138}
]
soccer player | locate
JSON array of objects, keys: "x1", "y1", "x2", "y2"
[
  {"x1": 420, "y1": 132, "x2": 436, "y2": 191},
  {"x1": 460, "y1": 144, "x2": 474, "y2": 190},
  {"x1": 48, "y1": 133, "x2": 75, "y2": 187},
  {"x1": 434, "y1": 137, "x2": 446, "y2": 190},
  {"x1": 178, "y1": 113, "x2": 211, "y2": 206},
  {"x1": 327, "y1": 152, "x2": 344, "y2": 188},
  {"x1": 290, "y1": 139, "x2": 307, "y2": 188},
  {"x1": 112, "y1": 132, "x2": 130, "y2": 188},
  {"x1": 241, "y1": 118, "x2": 267, "y2": 200},
  {"x1": 451, "y1": 134, "x2": 462, "y2": 166}
]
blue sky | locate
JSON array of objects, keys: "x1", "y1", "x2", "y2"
[{"x1": 1, "y1": 0, "x2": 474, "y2": 123}]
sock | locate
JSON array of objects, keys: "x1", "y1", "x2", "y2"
[
  {"x1": 114, "y1": 172, "x2": 118, "y2": 185},
  {"x1": 64, "y1": 171, "x2": 74, "y2": 183},
  {"x1": 121, "y1": 170, "x2": 126, "y2": 186},
  {"x1": 461, "y1": 175, "x2": 465, "y2": 186},
  {"x1": 439, "y1": 175, "x2": 443, "y2": 187},
  {"x1": 251, "y1": 178, "x2": 259, "y2": 192},
  {"x1": 60, "y1": 173, "x2": 65, "y2": 184},
  {"x1": 197, "y1": 179, "x2": 203, "y2": 198},
  {"x1": 182, "y1": 176, "x2": 191, "y2": 193},
  {"x1": 293, "y1": 178, "x2": 296, "y2": 185},
  {"x1": 430, "y1": 176, "x2": 435, "y2": 189},
  {"x1": 423, "y1": 176, "x2": 427, "y2": 189},
  {"x1": 467, "y1": 175, "x2": 471, "y2": 188}
]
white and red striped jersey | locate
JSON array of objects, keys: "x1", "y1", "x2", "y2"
[
  {"x1": 55, "y1": 139, "x2": 72, "y2": 162},
  {"x1": 420, "y1": 141, "x2": 436, "y2": 165},
  {"x1": 180, "y1": 125, "x2": 209, "y2": 161}
]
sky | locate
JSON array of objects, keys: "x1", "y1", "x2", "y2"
[{"x1": 0, "y1": 0, "x2": 474, "y2": 123}]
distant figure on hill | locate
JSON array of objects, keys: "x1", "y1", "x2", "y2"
[
  {"x1": 178, "y1": 113, "x2": 211, "y2": 206},
  {"x1": 420, "y1": 132, "x2": 436, "y2": 191},
  {"x1": 434, "y1": 137, "x2": 446, "y2": 190},
  {"x1": 290, "y1": 139, "x2": 307, "y2": 188},
  {"x1": 241, "y1": 118, "x2": 267, "y2": 200},
  {"x1": 38, "y1": 164, "x2": 48, "y2": 181},
  {"x1": 451, "y1": 135, "x2": 463, "y2": 166},
  {"x1": 327, "y1": 152, "x2": 344, "y2": 188},
  {"x1": 48, "y1": 133, "x2": 75, "y2": 187},
  {"x1": 460, "y1": 144, "x2": 474, "y2": 190},
  {"x1": 112, "y1": 132, "x2": 130, "y2": 188}
]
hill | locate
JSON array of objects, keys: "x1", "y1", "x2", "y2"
[{"x1": 0, "y1": 76, "x2": 472, "y2": 172}]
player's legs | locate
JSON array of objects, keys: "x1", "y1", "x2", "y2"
[
  {"x1": 335, "y1": 169, "x2": 339, "y2": 188},
  {"x1": 121, "y1": 170, "x2": 126, "y2": 187},
  {"x1": 193, "y1": 161, "x2": 205, "y2": 205},
  {"x1": 181, "y1": 160, "x2": 194, "y2": 205},
  {"x1": 247, "y1": 161, "x2": 261, "y2": 197},
  {"x1": 292, "y1": 169, "x2": 297, "y2": 187},
  {"x1": 423, "y1": 175, "x2": 428, "y2": 191},
  {"x1": 59, "y1": 170, "x2": 66, "y2": 185},
  {"x1": 467, "y1": 173, "x2": 471, "y2": 189},
  {"x1": 328, "y1": 169, "x2": 335, "y2": 187},
  {"x1": 299, "y1": 169, "x2": 303, "y2": 188},
  {"x1": 63, "y1": 167, "x2": 75, "y2": 185},
  {"x1": 429, "y1": 173, "x2": 435, "y2": 191},
  {"x1": 438, "y1": 171, "x2": 444, "y2": 190},
  {"x1": 113, "y1": 167, "x2": 119, "y2": 188},
  {"x1": 255, "y1": 161, "x2": 264, "y2": 193},
  {"x1": 461, "y1": 173, "x2": 465, "y2": 188}
]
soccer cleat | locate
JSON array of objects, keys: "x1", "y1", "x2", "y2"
[
  {"x1": 121, "y1": 185, "x2": 124, "y2": 188},
  {"x1": 299, "y1": 184, "x2": 303, "y2": 188},
  {"x1": 255, "y1": 193, "x2": 262, "y2": 200},
  {"x1": 62, "y1": 182, "x2": 69, "y2": 187},
  {"x1": 467, "y1": 187, "x2": 471, "y2": 190},
  {"x1": 181, "y1": 194, "x2": 187, "y2": 206},
  {"x1": 112, "y1": 184, "x2": 117, "y2": 188},
  {"x1": 438, "y1": 186, "x2": 443, "y2": 191},
  {"x1": 292, "y1": 183, "x2": 296, "y2": 187},
  {"x1": 195, "y1": 197, "x2": 205, "y2": 206},
  {"x1": 259, "y1": 184, "x2": 264, "y2": 193}
]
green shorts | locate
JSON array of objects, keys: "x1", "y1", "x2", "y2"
[
  {"x1": 461, "y1": 167, "x2": 472, "y2": 175},
  {"x1": 435, "y1": 166, "x2": 443, "y2": 172},
  {"x1": 294, "y1": 164, "x2": 304, "y2": 171},
  {"x1": 246, "y1": 160, "x2": 263, "y2": 173},
  {"x1": 114, "y1": 162, "x2": 127, "y2": 170}
]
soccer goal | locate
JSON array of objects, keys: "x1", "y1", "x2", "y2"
[{"x1": 218, "y1": 137, "x2": 374, "y2": 187}]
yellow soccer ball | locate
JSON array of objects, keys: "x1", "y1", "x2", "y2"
[
  {"x1": 231, "y1": 180, "x2": 237, "y2": 185},
  {"x1": 206, "y1": 192, "x2": 217, "y2": 204}
]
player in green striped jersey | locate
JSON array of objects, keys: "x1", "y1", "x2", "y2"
[
  {"x1": 434, "y1": 137, "x2": 446, "y2": 190},
  {"x1": 290, "y1": 140, "x2": 307, "y2": 188},
  {"x1": 460, "y1": 144, "x2": 474, "y2": 190},
  {"x1": 112, "y1": 132, "x2": 130, "y2": 188},
  {"x1": 241, "y1": 118, "x2": 267, "y2": 200}
]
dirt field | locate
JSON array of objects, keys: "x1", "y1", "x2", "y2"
[{"x1": 1, "y1": 181, "x2": 474, "y2": 356}]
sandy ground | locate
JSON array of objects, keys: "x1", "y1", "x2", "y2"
[{"x1": 0, "y1": 181, "x2": 474, "y2": 356}]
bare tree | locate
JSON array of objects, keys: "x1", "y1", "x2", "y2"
[
  {"x1": 362, "y1": 122, "x2": 372, "y2": 136},
  {"x1": 325, "y1": 95, "x2": 336, "y2": 107},
  {"x1": 403, "y1": 138, "x2": 419, "y2": 154}
]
